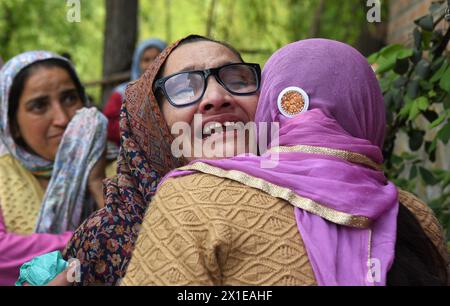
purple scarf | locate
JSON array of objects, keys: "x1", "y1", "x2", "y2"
[{"x1": 161, "y1": 39, "x2": 399, "y2": 286}]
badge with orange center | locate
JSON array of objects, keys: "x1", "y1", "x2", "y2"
[{"x1": 277, "y1": 87, "x2": 309, "y2": 118}]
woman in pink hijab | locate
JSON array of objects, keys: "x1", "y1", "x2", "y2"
[{"x1": 121, "y1": 39, "x2": 448, "y2": 286}]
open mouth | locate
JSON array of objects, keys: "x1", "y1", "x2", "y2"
[{"x1": 202, "y1": 121, "x2": 245, "y2": 140}]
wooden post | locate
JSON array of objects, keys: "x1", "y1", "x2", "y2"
[{"x1": 102, "y1": 0, "x2": 138, "y2": 106}]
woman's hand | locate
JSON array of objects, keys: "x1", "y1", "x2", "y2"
[
  {"x1": 88, "y1": 151, "x2": 107, "y2": 210},
  {"x1": 22, "y1": 260, "x2": 78, "y2": 286},
  {"x1": 45, "y1": 269, "x2": 72, "y2": 286}
]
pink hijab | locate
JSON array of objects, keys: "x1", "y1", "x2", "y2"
[{"x1": 162, "y1": 39, "x2": 399, "y2": 286}]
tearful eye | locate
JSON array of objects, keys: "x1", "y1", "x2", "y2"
[
  {"x1": 228, "y1": 81, "x2": 249, "y2": 89},
  {"x1": 173, "y1": 88, "x2": 196, "y2": 99},
  {"x1": 27, "y1": 99, "x2": 49, "y2": 114},
  {"x1": 61, "y1": 91, "x2": 80, "y2": 106}
]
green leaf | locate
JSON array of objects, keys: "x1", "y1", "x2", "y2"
[
  {"x1": 410, "y1": 165, "x2": 418, "y2": 180},
  {"x1": 401, "y1": 152, "x2": 417, "y2": 161},
  {"x1": 378, "y1": 44, "x2": 409, "y2": 58},
  {"x1": 393, "y1": 76, "x2": 408, "y2": 88},
  {"x1": 391, "y1": 154, "x2": 403, "y2": 165},
  {"x1": 444, "y1": 96, "x2": 450, "y2": 110},
  {"x1": 399, "y1": 97, "x2": 413, "y2": 119},
  {"x1": 437, "y1": 121, "x2": 450, "y2": 144},
  {"x1": 419, "y1": 166, "x2": 439, "y2": 185},
  {"x1": 430, "y1": 56, "x2": 445, "y2": 72},
  {"x1": 376, "y1": 56, "x2": 397, "y2": 74},
  {"x1": 439, "y1": 67, "x2": 450, "y2": 92},
  {"x1": 442, "y1": 171, "x2": 450, "y2": 188},
  {"x1": 425, "y1": 140, "x2": 437, "y2": 162},
  {"x1": 422, "y1": 30, "x2": 433, "y2": 50},
  {"x1": 430, "y1": 61, "x2": 449, "y2": 83},
  {"x1": 397, "y1": 49, "x2": 414, "y2": 59},
  {"x1": 375, "y1": 45, "x2": 413, "y2": 74},
  {"x1": 413, "y1": 28, "x2": 422, "y2": 50},
  {"x1": 379, "y1": 75, "x2": 394, "y2": 92},
  {"x1": 408, "y1": 129, "x2": 424, "y2": 150},
  {"x1": 407, "y1": 80, "x2": 420, "y2": 99},
  {"x1": 367, "y1": 52, "x2": 379, "y2": 64},
  {"x1": 394, "y1": 58, "x2": 410, "y2": 75},
  {"x1": 384, "y1": 90, "x2": 394, "y2": 108},
  {"x1": 415, "y1": 15, "x2": 434, "y2": 32},
  {"x1": 419, "y1": 80, "x2": 433, "y2": 91},
  {"x1": 416, "y1": 96, "x2": 429, "y2": 111},
  {"x1": 393, "y1": 93, "x2": 404, "y2": 109},
  {"x1": 415, "y1": 59, "x2": 430, "y2": 79},
  {"x1": 429, "y1": 114, "x2": 447, "y2": 128},
  {"x1": 412, "y1": 48, "x2": 423, "y2": 64},
  {"x1": 422, "y1": 110, "x2": 438, "y2": 123}
]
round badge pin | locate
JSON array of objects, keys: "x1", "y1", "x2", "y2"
[{"x1": 277, "y1": 86, "x2": 309, "y2": 118}]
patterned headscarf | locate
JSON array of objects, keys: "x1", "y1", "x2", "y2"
[
  {"x1": 103, "y1": 37, "x2": 188, "y2": 218},
  {"x1": 0, "y1": 51, "x2": 72, "y2": 174},
  {"x1": 0, "y1": 51, "x2": 107, "y2": 233}
]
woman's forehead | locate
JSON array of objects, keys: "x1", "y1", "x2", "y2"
[{"x1": 163, "y1": 41, "x2": 241, "y2": 75}]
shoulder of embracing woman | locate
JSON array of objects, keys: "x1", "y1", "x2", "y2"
[
  {"x1": 398, "y1": 188, "x2": 449, "y2": 265},
  {"x1": 122, "y1": 172, "x2": 317, "y2": 286}
]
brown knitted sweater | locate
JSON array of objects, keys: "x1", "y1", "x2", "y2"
[{"x1": 121, "y1": 173, "x2": 448, "y2": 285}]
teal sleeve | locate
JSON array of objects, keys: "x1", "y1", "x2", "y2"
[{"x1": 15, "y1": 251, "x2": 68, "y2": 286}]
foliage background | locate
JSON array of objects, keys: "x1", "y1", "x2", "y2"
[{"x1": 0, "y1": 0, "x2": 374, "y2": 101}]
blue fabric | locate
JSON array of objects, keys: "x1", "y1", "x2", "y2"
[
  {"x1": 15, "y1": 251, "x2": 68, "y2": 286},
  {"x1": 34, "y1": 107, "x2": 107, "y2": 233},
  {"x1": 131, "y1": 38, "x2": 167, "y2": 80},
  {"x1": 0, "y1": 51, "x2": 82, "y2": 174},
  {"x1": 113, "y1": 38, "x2": 167, "y2": 98}
]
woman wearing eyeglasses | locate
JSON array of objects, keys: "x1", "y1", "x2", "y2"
[
  {"x1": 121, "y1": 39, "x2": 449, "y2": 286},
  {"x1": 61, "y1": 35, "x2": 261, "y2": 285}
]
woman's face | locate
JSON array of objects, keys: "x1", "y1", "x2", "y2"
[
  {"x1": 15, "y1": 66, "x2": 84, "y2": 161},
  {"x1": 139, "y1": 47, "x2": 161, "y2": 75},
  {"x1": 159, "y1": 41, "x2": 259, "y2": 160}
]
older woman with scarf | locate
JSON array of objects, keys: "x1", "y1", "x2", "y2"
[
  {"x1": 62, "y1": 35, "x2": 261, "y2": 285},
  {"x1": 122, "y1": 39, "x2": 449, "y2": 286},
  {"x1": 0, "y1": 51, "x2": 108, "y2": 285}
]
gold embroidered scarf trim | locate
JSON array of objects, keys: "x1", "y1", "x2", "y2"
[
  {"x1": 268, "y1": 145, "x2": 382, "y2": 171},
  {"x1": 178, "y1": 162, "x2": 372, "y2": 228}
]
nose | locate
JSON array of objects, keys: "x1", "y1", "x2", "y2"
[
  {"x1": 51, "y1": 101, "x2": 70, "y2": 128},
  {"x1": 197, "y1": 77, "x2": 234, "y2": 114}
]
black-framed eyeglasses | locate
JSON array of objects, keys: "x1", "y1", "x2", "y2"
[{"x1": 153, "y1": 63, "x2": 261, "y2": 108}]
